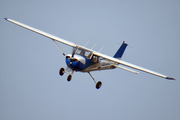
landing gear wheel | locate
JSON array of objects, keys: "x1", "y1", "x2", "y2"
[
  {"x1": 96, "y1": 81, "x2": 102, "y2": 89},
  {"x1": 67, "y1": 75, "x2": 72, "y2": 82},
  {"x1": 59, "y1": 68, "x2": 65, "y2": 76}
]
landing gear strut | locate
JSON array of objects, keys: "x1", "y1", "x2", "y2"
[{"x1": 88, "y1": 72, "x2": 102, "y2": 89}]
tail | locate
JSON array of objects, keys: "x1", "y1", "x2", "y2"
[{"x1": 113, "y1": 41, "x2": 128, "y2": 59}]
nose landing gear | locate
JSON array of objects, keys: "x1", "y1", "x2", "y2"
[
  {"x1": 59, "y1": 67, "x2": 74, "y2": 82},
  {"x1": 67, "y1": 70, "x2": 74, "y2": 82},
  {"x1": 67, "y1": 75, "x2": 72, "y2": 81}
]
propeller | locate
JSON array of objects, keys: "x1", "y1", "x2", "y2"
[
  {"x1": 66, "y1": 47, "x2": 79, "y2": 68},
  {"x1": 72, "y1": 47, "x2": 77, "y2": 58}
]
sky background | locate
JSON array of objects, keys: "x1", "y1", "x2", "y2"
[{"x1": 1, "y1": 0, "x2": 180, "y2": 120}]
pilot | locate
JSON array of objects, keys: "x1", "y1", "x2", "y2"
[{"x1": 80, "y1": 50, "x2": 85, "y2": 56}]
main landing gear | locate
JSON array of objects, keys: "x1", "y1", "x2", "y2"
[
  {"x1": 88, "y1": 72, "x2": 102, "y2": 89},
  {"x1": 59, "y1": 67, "x2": 102, "y2": 89}
]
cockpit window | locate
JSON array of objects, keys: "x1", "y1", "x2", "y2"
[{"x1": 76, "y1": 49, "x2": 92, "y2": 59}]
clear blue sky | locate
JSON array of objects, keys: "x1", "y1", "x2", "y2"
[{"x1": 1, "y1": 0, "x2": 180, "y2": 120}]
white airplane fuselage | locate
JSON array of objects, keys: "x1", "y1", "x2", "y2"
[{"x1": 66, "y1": 54, "x2": 116, "y2": 72}]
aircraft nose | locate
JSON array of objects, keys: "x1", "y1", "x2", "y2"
[
  {"x1": 66, "y1": 57, "x2": 79, "y2": 68},
  {"x1": 65, "y1": 54, "x2": 86, "y2": 70},
  {"x1": 66, "y1": 55, "x2": 79, "y2": 62}
]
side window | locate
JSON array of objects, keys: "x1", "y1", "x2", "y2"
[
  {"x1": 85, "y1": 51, "x2": 92, "y2": 59},
  {"x1": 88, "y1": 52, "x2": 93, "y2": 59},
  {"x1": 76, "y1": 49, "x2": 84, "y2": 55}
]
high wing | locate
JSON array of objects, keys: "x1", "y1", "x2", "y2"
[
  {"x1": 5, "y1": 18, "x2": 175, "y2": 80},
  {"x1": 4, "y1": 18, "x2": 76, "y2": 48}
]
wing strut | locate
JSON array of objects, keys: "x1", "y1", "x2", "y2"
[{"x1": 52, "y1": 39, "x2": 65, "y2": 56}]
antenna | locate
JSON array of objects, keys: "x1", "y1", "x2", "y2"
[
  {"x1": 99, "y1": 45, "x2": 105, "y2": 52},
  {"x1": 84, "y1": 41, "x2": 89, "y2": 47},
  {"x1": 91, "y1": 44, "x2": 97, "y2": 50}
]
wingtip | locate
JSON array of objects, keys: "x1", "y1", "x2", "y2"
[
  {"x1": 4, "y1": 18, "x2": 8, "y2": 20},
  {"x1": 166, "y1": 77, "x2": 175, "y2": 80}
]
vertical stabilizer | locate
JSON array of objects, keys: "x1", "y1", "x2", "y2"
[{"x1": 113, "y1": 41, "x2": 128, "y2": 59}]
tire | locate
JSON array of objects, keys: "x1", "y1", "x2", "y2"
[
  {"x1": 96, "y1": 81, "x2": 102, "y2": 89},
  {"x1": 59, "y1": 68, "x2": 65, "y2": 76},
  {"x1": 67, "y1": 75, "x2": 72, "y2": 81}
]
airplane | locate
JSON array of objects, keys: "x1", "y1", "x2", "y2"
[{"x1": 4, "y1": 18, "x2": 175, "y2": 89}]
